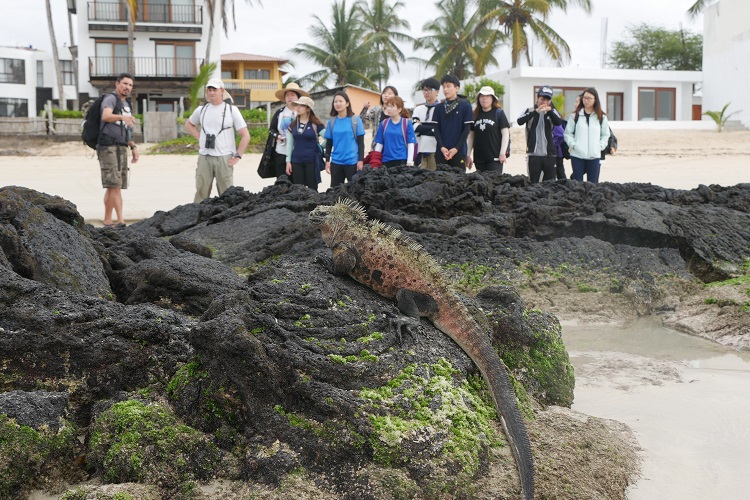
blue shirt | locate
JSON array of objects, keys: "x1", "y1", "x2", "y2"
[
  {"x1": 374, "y1": 117, "x2": 417, "y2": 163},
  {"x1": 434, "y1": 98, "x2": 474, "y2": 155},
  {"x1": 324, "y1": 116, "x2": 365, "y2": 165}
]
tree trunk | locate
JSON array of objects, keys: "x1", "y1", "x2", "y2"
[
  {"x1": 203, "y1": 1, "x2": 216, "y2": 64},
  {"x1": 126, "y1": 2, "x2": 135, "y2": 76},
  {"x1": 67, "y1": 9, "x2": 79, "y2": 110},
  {"x1": 46, "y1": 0, "x2": 66, "y2": 110}
]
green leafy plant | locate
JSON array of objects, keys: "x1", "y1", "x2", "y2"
[
  {"x1": 186, "y1": 62, "x2": 218, "y2": 116},
  {"x1": 704, "y1": 102, "x2": 741, "y2": 132},
  {"x1": 462, "y1": 78, "x2": 505, "y2": 104}
]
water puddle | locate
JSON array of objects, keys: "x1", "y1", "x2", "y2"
[{"x1": 562, "y1": 317, "x2": 750, "y2": 499}]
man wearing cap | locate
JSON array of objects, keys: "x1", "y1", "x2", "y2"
[
  {"x1": 517, "y1": 85, "x2": 563, "y2": 183},
  {"x1": 269, "y1": 82, "x2": 309, "y2": 177},
  {"x1": 185, "y1": 78, "x2": 250, "y2": 202},
  {"x1": 411, "y1": 77, "x2": 441, "y2": 170},
  {"x1": 433, "y1": 74, "x2": 474, "y2": 169}
]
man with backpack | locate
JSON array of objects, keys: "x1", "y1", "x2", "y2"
[
  {"x1": 185, "y1": 78, "x2": 250, "y2": 202},
  {"x1": 411, "y1": 77, "x2": 441, "y2": 171},
  {"x1": 97, "y1": 72, "x2": 139, "y2": 227}
]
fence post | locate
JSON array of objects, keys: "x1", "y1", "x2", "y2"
[
  {"x1": 266, "y1": 102, "x2": 271, "y2": 128},
  {"x1": 142, "y1": 99, "x2": 148, "y2": 143}
]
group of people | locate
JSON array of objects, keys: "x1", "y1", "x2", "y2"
[
  {"x1": 93, "y1": 73, "x2": 613, "y2": 225},
  {"x1": 519, "y1": 85, "x2": 612, "y2": 184}
]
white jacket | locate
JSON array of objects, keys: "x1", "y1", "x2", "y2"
[{"x1": 564, "y1": 110, "x2": 610, "y2": 160}]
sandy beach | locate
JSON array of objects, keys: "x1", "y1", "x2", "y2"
[{"x1": 1, "y1": 128, "x2": 749, "y2": 225}]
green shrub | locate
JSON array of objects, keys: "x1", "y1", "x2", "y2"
[{"x1": 240, "y1": 108, "x2": 267, "y2": 122}]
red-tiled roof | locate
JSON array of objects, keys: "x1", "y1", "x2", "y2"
[{"x1": 221, "y1": 53, "x2": 288, "y2": 63}]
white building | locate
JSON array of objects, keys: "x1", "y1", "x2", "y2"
[
  {"x1": 71, "y1": 0, "x2": 220, "y2": 112},
  {"x1": 478, "y1": 66, "x2": 702, "y2": 123},
  {"x1": 702, "y1": 0, "x2": 750, "y2": 129},
  {"x1": 0, "y1": 45, "x2": 77, "y2": 117}
]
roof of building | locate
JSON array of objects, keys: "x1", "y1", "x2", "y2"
[
  {"x1": 309, "y1": 84, "x2": 381, "y2": 97},
  {"x1": 221, "y1": 53, "x2": 288, "y2": 63}
]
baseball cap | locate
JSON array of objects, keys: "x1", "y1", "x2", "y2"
[
  {"x1": 478, "y1": 86, "x2": 497, "y2": 98},
  {"x1": 421, "y1": 77, "x2": 441, "y2": 91},
  {"x1": 537, "y1": 85, "x2": 553, "y2": 98},
  {"x1": 206, "y1": 78, "x2": 224, "y2": 89},
  {"x1": 292, "y1": 96, "x2": 315, "y2": 108}
]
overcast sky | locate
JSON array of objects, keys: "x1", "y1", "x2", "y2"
[{"x1": 6, "y1": 0, "x2": 703, "y2": 105}]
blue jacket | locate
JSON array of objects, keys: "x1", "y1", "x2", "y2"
[{"x1": 564, "y1": 110, "x2": 610, "y2": 160}]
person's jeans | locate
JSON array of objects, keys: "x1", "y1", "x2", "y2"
[{"x1": 571, "y1": 157, "x2": 601, "y2": 184}]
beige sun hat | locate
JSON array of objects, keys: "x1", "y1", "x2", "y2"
[
  {"x1": 478, "y1": 86, "x2": 497, "y2": 98},
  {"x1": 292, "y1": 96, "x2": 315, "y2": 109},
  {"x1": 275, "y1": 82, "x2": 310, "y2": 101}
]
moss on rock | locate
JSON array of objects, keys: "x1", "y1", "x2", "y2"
[
  {"x1": 87, "y1": 400, "x2": 221, "y2": 491},
  {"x1": 0, "y1": 414, "x2": 76, "y2": 498}
]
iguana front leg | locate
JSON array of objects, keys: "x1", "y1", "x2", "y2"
[
  {"x1": 316, "y1": 242, "x2": 357, "y2": 276},
  {"x1": 389, "y1": 289, "x2": 439, "y2": 343}
]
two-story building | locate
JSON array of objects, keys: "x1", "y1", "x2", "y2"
[
  {"x1": 73, "y1": 0, "x2": 219, "y2": 112},
  {"x1": 0, "y1": 45, "x2": 78, "y2": 117},
  {"x1": 220, "y1": 52, "x2": 288, "y2": 108}
]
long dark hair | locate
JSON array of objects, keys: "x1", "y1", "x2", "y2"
[
  {"x1": 575, "y1": 87, "x2": 605, "y2": 121},
  {"x1": 379, "y1": 85, "x2": 399, "y2": 106},
  {"x1": 329, "y1": 91, "x2": 354, "y2": 117},
  {"x1": 473, "y1": 93, "x2": 500, "y2": 121},
  {"x1": 290, "y1": 105, "x2": 324, "y2": 131}
]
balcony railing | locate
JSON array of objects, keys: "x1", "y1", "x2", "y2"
[
  {"x1": 89, "y1": 57, "x2": 203, "y2": 78},
  {"x1": 88, "y1": 2, "x2": 203, "y2": 24},
  {"x1": 223, "y1": 79, "x2": 280, "y2": 92}
]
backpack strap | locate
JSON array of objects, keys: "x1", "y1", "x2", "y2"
[{"x1": 400, "y1": 117, "x2": 407, "y2": 146}]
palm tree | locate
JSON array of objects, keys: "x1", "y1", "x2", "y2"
[
  {"x1": 204, "y1": 0, "x2": 262, "y2": 64},
  {"x1": 290, "y1": 0, "x2": 385, "y2": 91},
  {"x1": 479, "y1": 0, "x2": 592, "y2": 68},
  {"x1": 416, "y1": 0, "x2": 502, "y2": 80},
  {"x1": 687, "y1": 0, "x2": 715, "y2": 19},
  {"x1": 355, "y1": 0, "x2": 414, "y2": 89},
  {"x1": 67, "y1": 6, "x2": 80, "y2": 110},
  {"x1": 45, "y1": 0, "x2": 65, "y2": 110}
]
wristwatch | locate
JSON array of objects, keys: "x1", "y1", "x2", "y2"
[{"x1": 233, "y1": 153, "x2": 242, "y2": 159}]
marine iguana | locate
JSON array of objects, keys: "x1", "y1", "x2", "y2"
[{"x1": 309, "y1": 199, "x2": 534, "y2": 500}]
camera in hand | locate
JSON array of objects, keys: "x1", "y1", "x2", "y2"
[{"x1": 204, "y1": 133, "x2": 216, "y2": 149}]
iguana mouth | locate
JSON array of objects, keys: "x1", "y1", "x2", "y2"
[{"x1": 308, "y1": 207, "x2": 328, "y2": 226}]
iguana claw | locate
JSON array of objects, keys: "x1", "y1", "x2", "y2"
[{"x1": 388, "y1": 314, "x2": 420, "y2": 344}]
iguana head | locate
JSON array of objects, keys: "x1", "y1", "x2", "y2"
[{"x1": 309, "y1": 199, "x2": 367, "y2": 228}]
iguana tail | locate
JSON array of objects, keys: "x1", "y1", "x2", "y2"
[
  {"x1": 483, "y1": 346, "x2": 534, "y2": 500},
  {"x1": 457, "y1": 332, "x2": 535, "y2": 499}
]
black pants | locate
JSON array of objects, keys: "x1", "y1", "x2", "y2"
[
  {"x1": 555, "y1": 156, "x2": 566, "y2": 180},
  {"x1": 273, "y1": 151, "x2": 287, "y2": 177},
  {"x1": 527, "y1": 156, "x2": 557, "y2": 183},
  {"x1": 435, "y1": 153, "x2": 467, "y2": 169},
  {"x1": 382, "y1": 160, "x2": 406, "y2": 168},
  {"x1": 291, "y1": 161, "x2": 318, "y2": 191},
  {"x1": 474, "y1": 160, "x2": 504, "y2": 173},
  {"x1": 330, "y1": 162, "x2": 357, "y2": 187}
]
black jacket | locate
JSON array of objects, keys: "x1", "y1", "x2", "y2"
[{"x1": 517, "y1": 107, "x2": 563, "y2": 156}]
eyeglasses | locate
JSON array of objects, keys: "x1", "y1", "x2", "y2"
[{"x1": 582, "y1": 96, "x2": 595, "y2": 101}]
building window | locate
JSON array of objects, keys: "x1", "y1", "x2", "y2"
[
  {"x1": 156, "y1": 42, "x2": 196, "y2": 77},
  {"x1": 62, "y1": 61, "x2": 74, "y2": 85},
  {"x1": 0, "y1": 98, "x2": 29, "y2": 117},
  {"x1": 0, "y1": 58, "x2": 25, "y2": 84},
  {"x1": 638, "y1": 88, "x2": 675, "y2": 121},
  {"x1": 244, "y1": 69, "x2": 270, "y2": 80},
  {"x1": 221, "y1": 70, "x2": 234, "y2": 80},
  {"x1": 37, "y1": 60, "x2": 44, "y2": 87},
  {"x1": 95, "y1": 40, "x2": 128, "y2": 77},
  {"x1": 606, "y1": 93, "x2": 623, "y2": 121}
]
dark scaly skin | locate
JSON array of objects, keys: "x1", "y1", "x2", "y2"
[{"x1": 310, "y1": 200, "x2": 534, "y2": 500}]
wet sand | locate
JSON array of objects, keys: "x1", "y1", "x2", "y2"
[{"x1": 563, "y1": 318, "x2": 750, "y2": 499}]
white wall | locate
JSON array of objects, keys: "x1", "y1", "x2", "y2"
[
  {"x1": 474, "y1": 67, "x2": 701, "y2": 124},
  {"x1": 703, "y1": 0, "x2": 750, "y2": 128}
]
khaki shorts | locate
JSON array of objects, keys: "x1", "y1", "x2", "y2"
[
  {"x1": 420, "y1": 153, "x2": 437, "y2": 171},
  {"x1": 98, "y1": 145, "x2": 129, "y2": 189}
]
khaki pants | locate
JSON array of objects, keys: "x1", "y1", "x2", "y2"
[
  {"x1": 195, "y1": 154, "x2": 233, "y2": 202},
  {"x1": 419, "y1": 153, "x2": 437, "y2": 171}
]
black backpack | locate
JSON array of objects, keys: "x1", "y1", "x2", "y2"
[{"x1": 81, "y1": 92, "x2": 123, "y2": 150}]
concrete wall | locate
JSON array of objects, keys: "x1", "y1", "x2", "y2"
[{"x1": 702, "y1": 0, "x2": 750, "y2": 128}]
